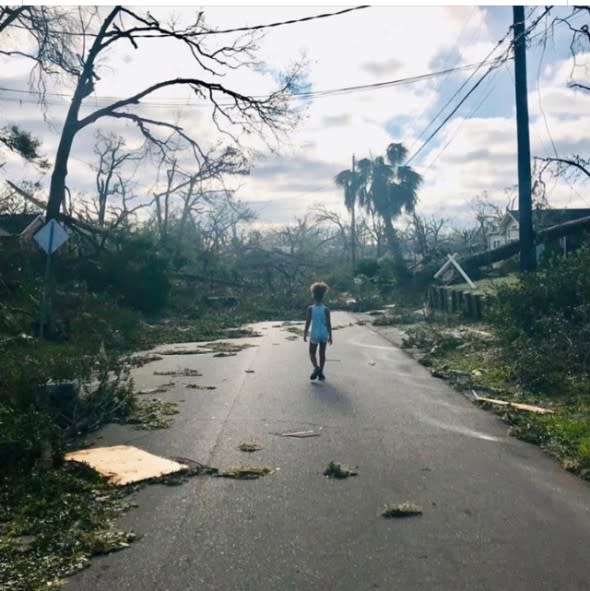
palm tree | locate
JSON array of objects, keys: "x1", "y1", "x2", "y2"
[
  {"x1": 363, "y1": 142, "x2": 423, "y2": 262},
  {"x1": 334, "y1": 164, "x2": 361, "y2": 269}
]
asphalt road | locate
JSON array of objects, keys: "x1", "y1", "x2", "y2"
[{"x1": 66, "y1": 313, "x2": 590, "y2": 591}]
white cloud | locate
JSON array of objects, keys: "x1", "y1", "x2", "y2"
[{"x1": 1, "y1": 6, "x2": 588, "y2": 229}]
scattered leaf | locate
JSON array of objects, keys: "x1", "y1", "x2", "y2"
[
  {"x1": 323, "y1": 461, "x2": 358, "y2": 479},
  {"x1": 154, "y1": 368, "x2": 202, "y2": 377},
  {"x1": 216, "y1": 466, "x2": 273, "y2": 479},
  {"x1": 381, "y1": 503, "x2": 423, "y2": 518},
  {"x1": 137, "y1": 382, "x2": 175, "y2": 395},
  {"x1": 239, "y1": 442, "x2": 263, "y2": 452}
]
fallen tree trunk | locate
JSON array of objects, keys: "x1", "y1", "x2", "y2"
[
  {"x1": 461, "y1": 214, "x2": 590, "y2": 271},
  {"x1": 6, "y1": 180, "x2": 107, "y2": 235}
]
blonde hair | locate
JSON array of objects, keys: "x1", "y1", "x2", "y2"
[{"x1": 310, "y1": 281, "x2": 329, "y2": 301}]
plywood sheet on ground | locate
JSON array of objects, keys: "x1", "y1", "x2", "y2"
[{"x1": 65, "y1": 445, "x2": 189, "y2": 486}]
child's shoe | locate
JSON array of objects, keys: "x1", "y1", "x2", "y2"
[
  {"x1": 310, "y1": 367, "x2": 320, "y2": 380},
  {"x1": 318, "y1": 370, "x2": 326, "y2": 381}
]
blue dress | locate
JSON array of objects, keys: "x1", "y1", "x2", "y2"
[{"x1": 310, "y1": 304, "x2": 329, "y2": 343}]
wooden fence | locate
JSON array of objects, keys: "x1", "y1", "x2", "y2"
[{"x1": 428, "y1": 286, "x2": 486, "y2": 320}]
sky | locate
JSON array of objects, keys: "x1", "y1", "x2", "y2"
[{"x1": 1, "y1": 4, "x2": 589, "y2": 229}]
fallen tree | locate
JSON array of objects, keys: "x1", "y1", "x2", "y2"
[{"x1": 460, "y1": 214, "x2": 590, "y2": 271}]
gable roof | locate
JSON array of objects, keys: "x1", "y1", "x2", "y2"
[
  {"x1": 507, "y1": 208, "x2": 590, "y2": 228},
  {"x1": 0, "y1": 213, "x2": 44, "y2": 236}
]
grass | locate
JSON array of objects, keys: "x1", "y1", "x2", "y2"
[{"x1": 446, "y1": 274, "x2": 519, "y2": 296}]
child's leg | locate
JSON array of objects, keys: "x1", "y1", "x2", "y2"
[
  {"x1": 309, "y1": 342, "x2": 318, "y2": 368},
  {"x1": 319, "y1": 342, "x2": 327, "y2": 370}
]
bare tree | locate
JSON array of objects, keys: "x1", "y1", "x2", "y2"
[
  {"x1": 30, "y1": 7, "x2": 301, "y2": 220},
  {"x1": 406, "y1": 213, "x2": 448, "y2": 262},
  {"x1": 0, "y1": 5, "x2": 78, "y2": 89},
  {"x1": 93, "y1": 132, "x2": 142, "y2": 226}
]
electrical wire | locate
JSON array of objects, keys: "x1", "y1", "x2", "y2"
[
  {"x1": 0, "y1": 59, "x2": 509, "y2": 109},
  {"x1": 405, "y1": 6, "x2": 554, "y2": 167},
  {"x1": 405, "y1": 57, "x2": 508, "y2": 166},
  {"x1": 424, "y1": 66, "x2": 503, "y2": 170},
  {"x1": 5, "y1": 6, "x2": 370, "y2": 38},
  {"x1": 406, "y1": 21, "x2": 511, "y2": 156}
]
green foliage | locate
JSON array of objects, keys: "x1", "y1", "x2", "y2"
[
  {"x1": 0, "y1": 463, "x2": 135, "y2": 591},
  {"x1": 0, "y1": 125, "x2": 50, "y2": 168},
  {"x1": 354, "y1": 258, "x2": 379, "y2": 277},
  {"x1": 78, "y1": 234, "x2": 171, "y2": 315},
  {"x1": 488, "y1": 246, "x2": 590, "y2": 394},
  {"x1": 0, "y1": 340, "x2": 135, "y2": 467}
]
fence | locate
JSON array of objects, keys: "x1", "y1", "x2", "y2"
[{"x1": 428, "y1": 285, "x2": 486, "y2": 320}]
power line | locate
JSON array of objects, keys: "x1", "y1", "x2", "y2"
[
  {"x1": 405, "y1": 7, "x2": 554, "y2": 167},
  {"x1": 406, "y1": 30, "x2": 512, "y2": 157},
  {"x1": 6, "y1": 6, "x2": 370, "y2": 38},
  {"x1": 405, "y1": 57, "x2": 508, "y2": 166},
  {"x1": 0, "y1": 59, "x2": 508, "y2": 109},
  {"x1": 424, "y1": 66, "x2": 503, "y2": 170},
  {"x1": 198, "y1": 6, "x2": 370, "y2": 35}
]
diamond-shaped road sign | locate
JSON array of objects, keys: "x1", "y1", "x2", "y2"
[{"x1": 34, "y1": 219, "x2": 69, "y2": 255}]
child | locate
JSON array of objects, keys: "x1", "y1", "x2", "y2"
[{"x1": 303, "y1": 281, "x2": 333, "y2": 381}]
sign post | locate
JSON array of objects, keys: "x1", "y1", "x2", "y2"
[
  {"x1": 434, "y1": 253, "x2": 476, "y2": 289},
  {"x1": 34, "y1": 219, "x2": 70, "y2": 339}
]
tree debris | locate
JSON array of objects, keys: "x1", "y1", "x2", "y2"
[
  {"x1": 381, "y1": 503, "x2": 423, "y2": 518},
  {"x1": 238, "y1": 442, "x2": 263, "y2": 452},
  {"x1": 275, "y1": 430, "x2": 320, "y2": 438},
  {"x1": 137, "y1": 382, "x2": 175, "y2": 395},
  {"x1": 154, "y1": 368, "x2": 202, "y2": 377},
  {"x1": 323, "y1": 461, "x2": 358, "y2": 479},
  {"x1": 472, "y1": 391, "x2": 554, "y2": 414},
  {"x1": 127, "y1": 354, "x2": 164, "y2": 367},
  {"x1": 216, "y1": 466, "x2": 273, "y2": 479}
]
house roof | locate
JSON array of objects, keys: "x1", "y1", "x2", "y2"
[
  {"x1": 0, "y1": 213, "x2": 43, "y2": 236},
  {"x1": 507, "y1": 208, "x2": 590, "y2": 228}
]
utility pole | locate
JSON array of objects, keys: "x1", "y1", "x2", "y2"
[
  {"x1": 351, "y1": 153, "x2": 357, "y2": 271},
  {"x1": 513, "y1": 5, "x2": 536, "y2": 271}
]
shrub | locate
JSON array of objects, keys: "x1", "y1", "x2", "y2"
[{"x1": 488, "y1": 246, "x2": 590, "y2": 394}]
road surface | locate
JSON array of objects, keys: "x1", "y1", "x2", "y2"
[{"x1": 66, "y1": 313, "x2": 590, "y2": 591}]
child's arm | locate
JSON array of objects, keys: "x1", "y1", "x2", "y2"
[
  {"x1": 325, "y1": 307, "x2": 333, "y2": 344},
  {"x1": 303, "y1": 306, "x2": 311, "y2": 342}
]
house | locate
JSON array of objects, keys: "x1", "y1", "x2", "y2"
[
  {"x1": 0, "y1": 213, "x2": 44, "y2": 245},
  {"x1": 486, "y1": 208, "x2": 590, "y2": 250}
]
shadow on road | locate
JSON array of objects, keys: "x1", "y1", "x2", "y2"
[{"x1": 309, "y1": 381, "x2": 353, "y2": 411}]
